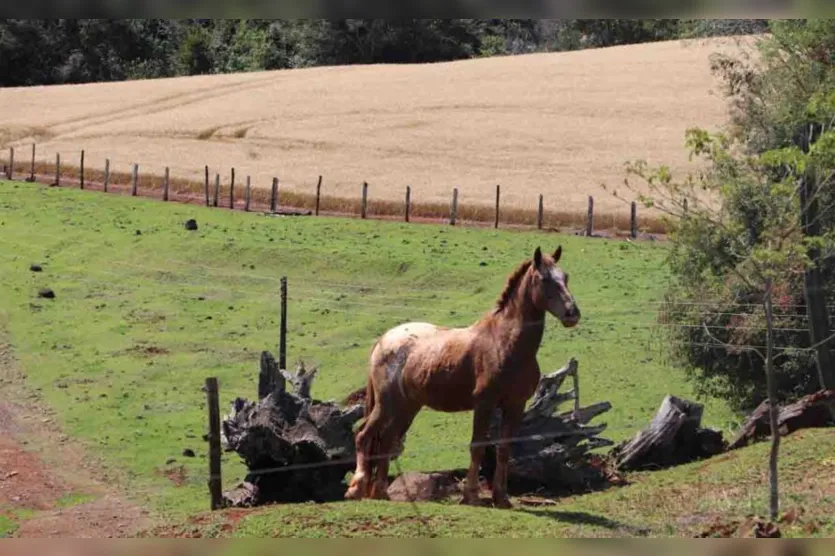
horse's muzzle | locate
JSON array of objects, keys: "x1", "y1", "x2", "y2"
[{"x1": 561, "y1": 307, "x2": 580, "y2": 327}]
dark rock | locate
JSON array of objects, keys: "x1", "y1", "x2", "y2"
[
  {"x1": 135, "y1": 230, "x2": 142, "y2": 236},
  {"x1": 182, "y1": 448, "x2": 196, "y2": 458},
  {"x1": 30, "y1": 264, "x2": 43, "y2": 272},
  {"x1": 185, "y1": 219, "x2": 198, "y2": 231},
  {"x1": 37, "y1": 288, "x2": 55, "y2": 299},
  {"x1": 165, "y1": 458, "x2": 177, "y2": 465},
  {"x1": 479, "y1": 261, "x2": 487, "y2": 267}
]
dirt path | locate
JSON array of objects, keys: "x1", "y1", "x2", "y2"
[{"x1": 0, "y1": 341, "x2": 153, "y2": 537}]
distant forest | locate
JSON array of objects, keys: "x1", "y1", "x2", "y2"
[{"x1": 0, "y1": 19, "x2": 770, "y2": 87}]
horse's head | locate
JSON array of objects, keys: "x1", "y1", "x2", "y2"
[{"x1": 532, "y1": 245, "x2": 580, "y2": 327}]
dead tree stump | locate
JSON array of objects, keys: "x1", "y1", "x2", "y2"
[
  {"x1": 728, "y1": 389, "x2": 834, "y2": 451},
  {"x1": 220, "y1": 351, "x2": 364, "y2": 507},
  {"x1": 610, "y1": 395, "x2": 726, "y2": 471}
]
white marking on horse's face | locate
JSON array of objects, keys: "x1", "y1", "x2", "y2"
[{"x1": 538, "y1": 264, "x2": 580, "y2": 327}]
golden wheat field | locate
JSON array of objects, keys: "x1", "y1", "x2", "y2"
[{"x1": 0, "y1": 36, "x2": 756, "y2": 222}]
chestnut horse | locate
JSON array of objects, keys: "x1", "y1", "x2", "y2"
[{"x1": 344, "y1": 245, "x2": 580, "y2": 508}]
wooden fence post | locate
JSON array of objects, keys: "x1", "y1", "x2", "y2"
[
  {"x1": 279, "y1": 277, "x2": 287, "y2": 371},
  {"x1": 585, "y1": 196, "x2": 594, "y2": 237},
  {"x1": 315, "y1": 175, "x2": 322, "y2": 216},
  {"x1": 361, "y1": 182, "x2": 368, "y2": 219},
  {"x1": 630, "y1": 201, "x2": 637, "y2": 238},
  {"x1": 494, "y1": 184, "x2": 500, "y2": 229},
  {"x1": 55, "y1": 153, "x2": 60, "y2": 186},
  {"x1": 8, "y1": 147, "x2": 13, "y2": 180},
  {"x1": 29, "y1": 144, "x2": 35, "y2": 182},
  {"x1": 537, "y1": 194, "x2": 544, "y2": 230},
  {"x1": 213, "y1": 174, "x2": 220, "y2": 207},
  {"x1": 229, "y1": 168, "x2": 235, "y2": 210},
  {"x1": 244, "y1": 176, "x2": 251, "y2": 212},
  {"x1": 205, "y1": 377, "x2": 223, "y2": 511},
  {"x1": 405, "y1": 185, "x2": 411, "y2": 223},
  {"x1": 163, "y1": 166, "x2": 170, "y2": 201},
  {"x1": 132, "y1": 164, "x2": 139, "y2": 196},
  {"x1": 270, "y1": 177, "x2": 278, "y2": 213},
  {"x1": 204, "y1": 166, "x2": 210, "y2": 206},
  {"x1": 450, "y1": 187, "x2": 458, "y2": 226},
  {"x1": 80, "y1": 150, "x2": 85, "y2": 189},
  {"x1": 104, "y1": 159, "x2": 110, "y2": 192}
]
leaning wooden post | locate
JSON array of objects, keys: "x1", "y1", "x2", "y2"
[
  {"x1": 204, "y1": 166, "x2": 210, "y2": 206},
  {"x1": 361, "y1": 181, "x2": 368, "y2": 219},
  {"x1": 229, "y1": 168, "x2": 235, "y2": 209},
  {"x1": 315, "y1": 175, "x2": 322, "y2": 216},
  {"x1": 103, "y1": 159, "x2": 110, "y2": 192},
  {"x1": 279, "y1": 276, "x2": 287, "y2": 372},
  {"x1": 450, "y1": 187, "x2": 459, "y2": 226},
  {"x1": 630, "y1": 201, "x2": 637, "y2": 238},
  {"x1": 213, "y1": 173, "x2": 220, "y2": 207},
  {"x1": 29, "y1": 144, "x2": 35, "y2": 182},
  {"x1": 8, "y1": 147, "x2": 13, "y2": 180},
  {"x1": 405, "y1": 185, "x2": 411, "y2": 223},
  {"x1": 585, "y1": 195, "x2": 594, "y2": 237},
  {"x1": 79, "y1": 149, "x2": 85, "y2": 189},
  {"x1": 537, "y1": 194, "x2": 544, "y2": 230},
  {"x1": 131, "y1": 164, "x2": 139, "y2": 196},
  {"x1": 163, "y1": 166, "x2": 170, "y2": 201},
  {"x1": 494, "y1": 184, "x2": 500, "y2": 229},
  {"x1": 55, "y1": 153, "x2": 60, "y2": 186},
  {"x1": 270, "y1": 177, "x2": 278, "y2": 213},
  {"x1": 205, "y1": 377, "x2": 223, "y2": 511},
  {"x1": 244, "y1": 176, "x2": 251, "y2": 212}
]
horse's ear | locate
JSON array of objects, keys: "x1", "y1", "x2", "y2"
[
  {"x1": 553, "y1": 245, "x2": 562, "y2": 263},
  {"x1": 533, "y1": 247, "x2": 542, "y2": 268}
]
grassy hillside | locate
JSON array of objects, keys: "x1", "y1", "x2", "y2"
[
  {"x1": 0, "y1": 36, "x2": 754, "y2": 223},
  {"x1": 0, "y1": 179, "x2": 740, "y2": 522},
  {"x1": 152, "y1": 427, "x2": 835, "y2": 538}
]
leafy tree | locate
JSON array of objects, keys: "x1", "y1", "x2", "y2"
[
  {"x1": 178, "y1": 23, "x2": 213, "y2": 75},
  {"x1": 621, "y1": 125, "x2": 834, "y2": 521},
  {"x1": 609, "y1": 19, "x2": 835, "y2": 522}
]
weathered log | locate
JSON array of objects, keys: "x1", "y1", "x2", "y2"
[
  {"x1": 610, "y1": 395, "x2": 726, "y2": 471},
  {"x1": 220, "y1": 352, "x2": 364, "y2": 507},
  {"x1": 481, "y1": 358, "x2": 614, "y2": 491},
  {"x1": 728, "y1": 389, "x2": 835, "y2": 451}
]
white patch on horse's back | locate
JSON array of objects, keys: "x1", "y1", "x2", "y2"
[{"x1": 379, "y1": 322, "x2": 440, "y2": 350}]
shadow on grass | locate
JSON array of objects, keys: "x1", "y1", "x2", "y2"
[{"x1": 520, "y1": 508, "x2": 652, "y2": 536}]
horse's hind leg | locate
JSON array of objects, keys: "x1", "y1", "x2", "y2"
[
  {"x1": 345, "y1": 384, "x2": 382, "y2": 500},
  {"x1": 370, "y1": 405, "x2": 419, "y2": 500}
]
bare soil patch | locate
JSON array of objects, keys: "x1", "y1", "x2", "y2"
[{"x1": 0, "y1": 341, "x2": 153, "y2": 537}]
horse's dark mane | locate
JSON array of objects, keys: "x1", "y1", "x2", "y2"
[{"x1": 493, "y1": 259, "x2": 533, "y2": 313}]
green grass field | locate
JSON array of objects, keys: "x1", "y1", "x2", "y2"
[{"x1": 4, "y1": 179, "x2": 830, "y2": 538}]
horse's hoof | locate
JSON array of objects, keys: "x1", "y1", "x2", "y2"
[
  {"x1": 459, "y1": 492, "x2": 481, "y2": 506},
  {"x1": 369, "y1": 484, "x2": 390, "y2": 500},
  {"x1": 344, "y1": 485, "x2": 363, "y2": 500}
]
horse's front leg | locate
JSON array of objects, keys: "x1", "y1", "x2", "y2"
[
  {"x1": 461, "y1": 402, "x2": 493, "y2": 506},
  {"x1": 491, "y1": 401, "x2": 524, "y2": 509}
]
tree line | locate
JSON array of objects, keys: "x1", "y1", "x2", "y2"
[{"x1": 0, "y1": 19, "x2": 769, "y2": 87}]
